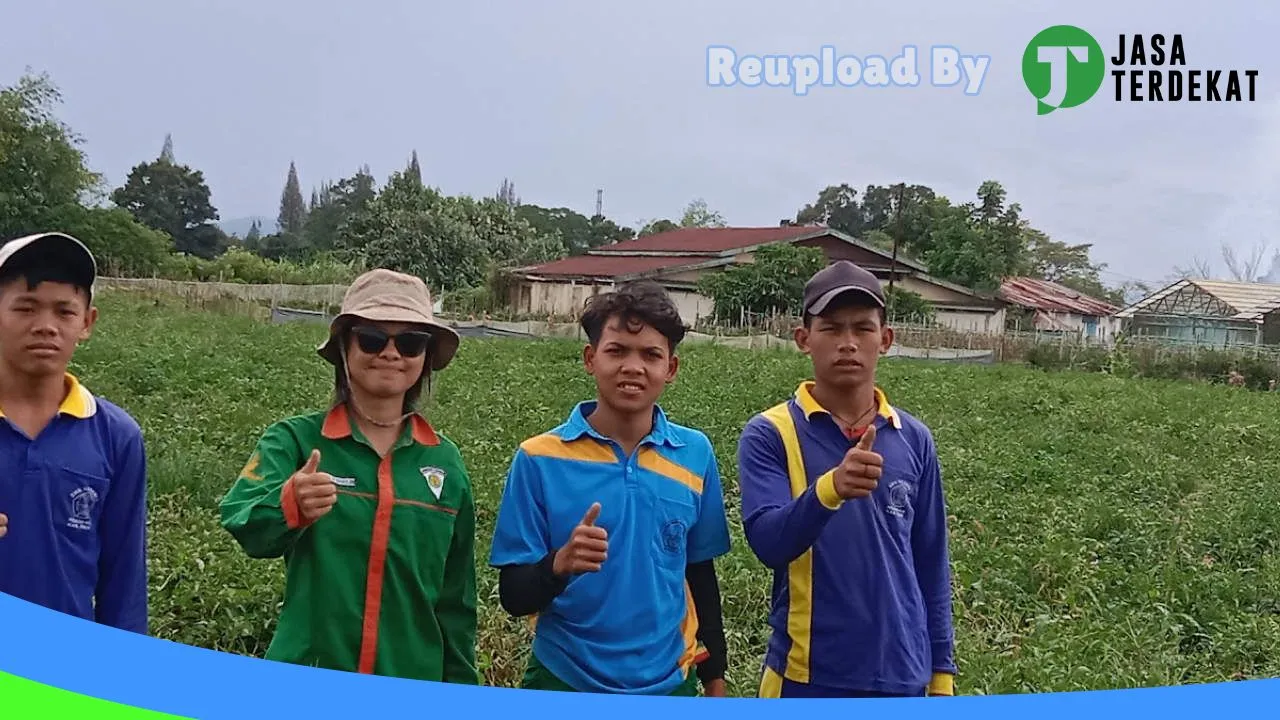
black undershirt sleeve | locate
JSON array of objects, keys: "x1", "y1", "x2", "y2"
[
  {"x1": 498, "y1": 553, "x2": 728, "y2": 685},
  {"x1": 497, "y1": 551, "x2": 569, "y2": 617},
  {"x1": 686, "y1": 559, "x2": 727, "y2": 683}
]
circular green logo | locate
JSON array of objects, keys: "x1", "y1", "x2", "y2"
[{"x1": 1022, "y1": 25, "x2": 1105, "y2": 115}]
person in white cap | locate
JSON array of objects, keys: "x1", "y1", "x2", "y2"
[
  {"x1": 220, "y1": 268, "x2": 478, "y2": 684},
  {"x1": 0, "y1": 232, "x2": 150, "y2": 635}
]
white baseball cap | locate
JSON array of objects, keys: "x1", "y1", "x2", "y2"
[{"x1": 0, "y1": 232, "x2": 97, "y2": 300}]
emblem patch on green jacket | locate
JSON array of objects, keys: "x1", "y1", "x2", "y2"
[{"x1": 420, "y1": 466, "x2": 446, "y2": 499}]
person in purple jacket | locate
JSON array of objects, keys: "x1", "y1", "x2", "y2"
[
  {"x1": 737, "y1": 260, "x2": 956, "y2": 698},
  {"x1": 0, "y1": 232, "x2": 149, "y2": 635}
]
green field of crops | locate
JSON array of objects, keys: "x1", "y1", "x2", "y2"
[{"x1": 68, "y1": 291, "x2": 1280, "y2": 696}]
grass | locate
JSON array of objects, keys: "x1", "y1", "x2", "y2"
[{"x1": 67, "y1": 291, "x2": 1280, "y2": 696}]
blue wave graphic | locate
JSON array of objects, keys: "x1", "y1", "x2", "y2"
[{"x1": 2, "y1": 591, "x2": 1277, "y2": 717}]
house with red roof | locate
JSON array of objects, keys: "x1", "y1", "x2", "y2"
[
  {"x1": 507, "y1": 224, "x2": 1007, "y2": 332},
  {"x1": 998, "y1": 276, "x2": 1122, "y2": 341}
]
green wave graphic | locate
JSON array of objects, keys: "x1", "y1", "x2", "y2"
[{"x1": 0, "y1": 671, "x2": 191, "y2": 718}]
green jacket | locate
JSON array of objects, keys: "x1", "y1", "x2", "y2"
[{"x1": 219, "y1": 404, "x2": 478, "y2": 684}]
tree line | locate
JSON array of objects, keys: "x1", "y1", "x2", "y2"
[{"x1": 0, "y1": 71, "x2": 1139, "y2": 310}]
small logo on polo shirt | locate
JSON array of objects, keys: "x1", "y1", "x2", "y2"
[
  {"x1": 68, "y1": 487, "x2": 99, "y2": 531},
  {"x1": 660, "y1": 519, "x2": 686, "y2": 554},
  {"x1": 420, "y1": 466, "x2": 446, "y2": 500},
  {"x1": 330, "y1": 476, "x2": 357, "y2": 488},
  {"x1": 886, "y1": 479, "x2": 914, "y2": 518}
]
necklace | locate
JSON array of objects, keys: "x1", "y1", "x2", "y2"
[
  {"x1": 830, "y1": 402, "x2": 877, "y2": 433},
  {"x1": 353, "y1": 405, "x2": 410, "y2": 428}
]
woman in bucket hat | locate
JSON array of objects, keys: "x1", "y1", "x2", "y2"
[{"x1": 220, "y1": 268, "x2": 478, "y2": 684}]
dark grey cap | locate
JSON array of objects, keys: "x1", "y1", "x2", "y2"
[{"x1": 802, "y1": 260, "x2": 885, "y2": 315}]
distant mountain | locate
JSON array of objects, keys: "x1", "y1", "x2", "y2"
[{"x1": 218, "y1": 216, "x2": 275, "y2": 238}]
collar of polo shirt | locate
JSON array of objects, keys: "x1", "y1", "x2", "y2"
[
  {"x1": 319, "y1": 402, "x2": 440, "y2": 446},
  {"x1": 557, "y1": 401, "x2": 687, "y2": 449},
  {"x1": 793, "y1": 381, "x2": 902, "y2": 430},
  {"x1": 0, "y1": 373, "x2": 98, "y2": 420}
]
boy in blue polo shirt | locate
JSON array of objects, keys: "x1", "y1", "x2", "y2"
[
  {"x1": 0, "y1": 232, "x2": 149, "y2": 634},
  {"x1": 738, "y1": 261, "x2": 956, "y2": 698},
  {"x1": 490, "y1": 280, "x2": 731, "y2": 696}
]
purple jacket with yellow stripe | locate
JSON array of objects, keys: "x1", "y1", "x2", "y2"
[{"x1": 738, "y1": 382, "x2": 956, "y2": 697}]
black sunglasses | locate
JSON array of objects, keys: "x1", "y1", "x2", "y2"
[{"x1": 350, "y1": 326, "x2": 433, "y2": 358}]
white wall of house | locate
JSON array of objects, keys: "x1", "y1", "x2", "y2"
[
  {"x1": 1031, "y1": 310, "x2": 1123, "y2": 341},
  {"x1": 933, "y1": 309, "x2": 1006, "y2": 333},
  {"x1": 516, "y1": 279, "x2": 1005, "y2": 334},
  {"x1": 669, "y1": 289, "x2": 715, "y2": 325},
  {"x1": 897, "y1": 276, "x2": 977, "y2": 305},
  {"x1": 518, "y1": 280, "x2": 601, "y2": 317},
  {"x1": 515, "y1": 280, "x2": 715, "y2": 324}
]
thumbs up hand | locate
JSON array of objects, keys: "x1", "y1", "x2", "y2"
[
  {"x1": 292, "y1": 449, "x2": 337, "y2": 523},
  {"x1": 553, "y1": 503, "x2": 608, "y2": 577},
  {"x1": 833, "y1": 424, "x2": 882, "y2": 500}
]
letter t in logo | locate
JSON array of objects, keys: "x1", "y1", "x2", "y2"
[{"x1": 1037, "y1": 45, "x2": 1089, "y2": 108}]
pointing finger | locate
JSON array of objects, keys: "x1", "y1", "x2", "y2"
[{"x1": 856, "y1": 424, "x2": 877, "y2": 451}]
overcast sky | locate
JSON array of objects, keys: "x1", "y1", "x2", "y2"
[{"x1": 4, "y1": 0, "x2": 1277, "y2": 288}]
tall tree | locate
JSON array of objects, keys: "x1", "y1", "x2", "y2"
[
  {"x1": 639, "y1": 218, "x2": 679, "y2": 236},
  {"x1": 795, "y1": 183, "x2": 861, "y2": 234},
  {"x1": 277, "y1": 161, "x2": 307, "y2": 236},
  {"x1": 496, "y1": 178, "x2": 519, "y2": 207},
  {"x1": 160, "y1": 134, "x2": 175, "y2": 163},
  {"x1": 245, "y1": 219, "x2": 261, "y2": 245},
  {"x1": 514, "y1": 204, "x2": 636, "y2": 255},
  {"x1": 794, "y1": 178, "x2": 1124, "y2": 299},
  {"x1": 0, "y1": 72, "x2": 104, "y2": 237},
  {"x1": 454, "y1": 195, "x2": 563, "y2": 267},
  {"x1": 698, "y1": 243, "x2": 828, "y2": 321},
  {"x1": 1172, "y1": 256, "x2": 1216, "y2": 280},
  {"x1": 303, "y1": 166, "x2": 378, "y2": 257},
  {"x1": 406, "y1": 151, "x2": 422, "y2": 186},
  {"x1": 111, "y1": 153, "x2": 223, "y2": 258},
  {"x1": 338, "y1": 170, "x2": 486, "y2": 291},
  {"x1": 0, "y1": 73, "x2": 173, "y2": 272},
  {"x1": 1221, "y1": 240, "x2": 1270, "y2": 282},
  {"x1": 680, "y1": 198, "x2": 727, "y2": 228},
  {"x1": 588, "y1": 214, "x2": 634, "y2": 247}
]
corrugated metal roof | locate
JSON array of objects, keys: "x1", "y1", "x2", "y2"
[
  {"x1": 593, "y1": 226, "x2": 828, "y2": 254},
  {"x1": 998, "y1": 276, "x2": 1119, "y2": 316},
  {"x1": 515, "y1": 254, "x2": 698, "y2": 279},
  {"x1": 1116, "y1": 278, "x2": 1280, "y2": 320}
]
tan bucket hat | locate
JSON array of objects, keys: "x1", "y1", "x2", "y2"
[{"x1": 317, "y1": 268, "x2": 460, "y2": 372}]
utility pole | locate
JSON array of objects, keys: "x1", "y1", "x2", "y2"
[
  {"x1": 595, "y1": 189, "x2": 603, "y2": 218},
  {"x1": 889, "y1": 182, "x2": 905, "y2": 296}
]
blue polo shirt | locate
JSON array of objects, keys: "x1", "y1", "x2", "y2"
[
  {"x1": 0, "y1": 374, "x2": 149, "y2": 634},
  {"x1": 489, "y1": 401, "x2": 731, "y2": 694},
  {"x1": 738, "y1": 381, "x2": 956, "y2": 697}
]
